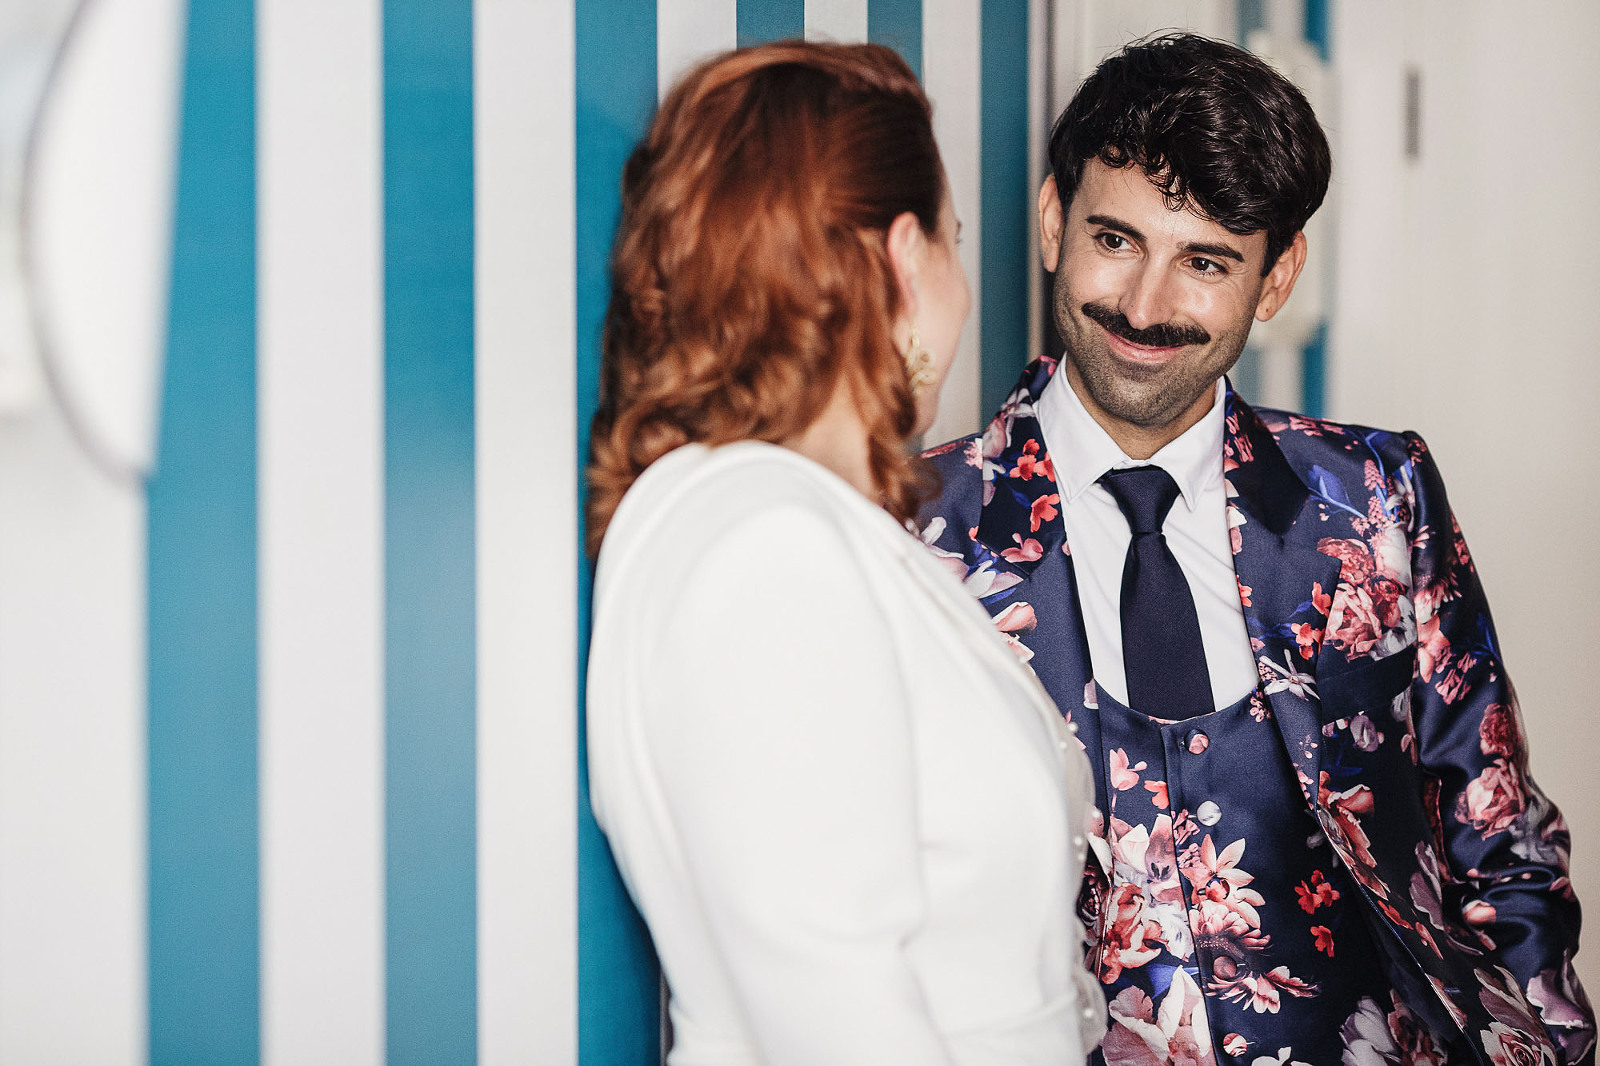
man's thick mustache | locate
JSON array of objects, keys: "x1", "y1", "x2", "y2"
[{"x1": 1081, "y1": 302, "x2": 1211, "y2": 348}]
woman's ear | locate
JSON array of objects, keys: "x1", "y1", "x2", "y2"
[{"x1": 885, "y1": 211, "x2": 926, "y2": 326}]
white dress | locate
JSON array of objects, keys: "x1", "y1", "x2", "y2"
[{"x1": 587, "y1": 441, "x2": 1104, "y2": 1066}]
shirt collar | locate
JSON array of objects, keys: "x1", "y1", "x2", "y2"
[{"x1": 1036, "y1": 372, "x2": 1226, "y2": 513}]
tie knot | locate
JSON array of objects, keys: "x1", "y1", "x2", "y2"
[{"x1": 1099, "y1": 466, "x2": 1182, "y2": 535}]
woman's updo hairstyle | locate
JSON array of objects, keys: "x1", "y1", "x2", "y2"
[{"x1": 586, "y1": 41, "x2": 945, "y2": 555}]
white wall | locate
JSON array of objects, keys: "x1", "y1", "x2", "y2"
[
  {"x1": 921, "y1": 0, "x2": 983, "y2": 446},
  {"x1": 1052, "y1": 0, "x2": 1235, "y2": 97},
  {"x1": 0, "y1": 403, "x2": 144, "y2": 1064},
  {"x1": 1329, "y1": 0, "x2": 1600, "y2": 992}
]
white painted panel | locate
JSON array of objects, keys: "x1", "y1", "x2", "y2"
[
  {"x1": 475, "y1": 0, "x2": 578, "y2": 1061},
  {"x1": 922, "y1": 0, "x2": 982, "y2": 444},
  {"x1": 1325, "y1": 0, "x2": 1409, "y2": 424},
  {"x1": 0, "y1": 405, "x2": 145, "y2": 1065},
  {"x1": 1050, "y1": 0, "x2": 1083, "y2": 127},
  {"x1": 257, "y1": 0, "x2": 385, "y2": 1061},
  {"x1": 1329, "y1": 0, "x2": 1600, "y2": 994},
  {"x1": 805, "y1": 0, "x2": 867, "y2": 43},
  {"x1": 1069, "y1": 0, "x2": 1235, "y2": 80},
  {"x1": 658, "y1": 0, "x2": 735, "y2": 100}
]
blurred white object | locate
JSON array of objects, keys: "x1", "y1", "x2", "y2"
[
  {"x1": 2, "y1": 0, "x2": 184, "y2": 481},
  {"x1": 0, "y1": 0, "x2": 77, "y2": 415}
]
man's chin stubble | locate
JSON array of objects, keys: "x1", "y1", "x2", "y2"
[
  {"x1": 1088, "y1": 380, "x2": 1194, "y2": 429},
  {"x1": 1070, "y1": 342, "x2": 1223, "y2": 430}
]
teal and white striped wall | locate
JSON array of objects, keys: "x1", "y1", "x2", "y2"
[
  {"x1": 0, "y1": 1, "x2": 1048, "y2": 1062},
  {"x1": 0, "y1": 2, "x2": 1335, "y2": 1060}
]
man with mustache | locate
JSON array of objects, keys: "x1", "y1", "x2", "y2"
[{"x1": 920, "y1": 33, "x2": 1593, "y2": 1066}]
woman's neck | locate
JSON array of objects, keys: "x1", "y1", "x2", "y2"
[{"x1": 781, "y1": 386, "x2": 877, "y2": 500}]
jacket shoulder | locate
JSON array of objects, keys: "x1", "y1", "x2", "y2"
[
  {"x1": 917, "y1": 433, "x2": 985, "y2": 545},
  {"x1": 1249, "y1": 405, "x2": 1423, "y2": 478}
]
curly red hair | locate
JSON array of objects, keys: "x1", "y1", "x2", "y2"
[{"x1": 586, "y1": 41, "x2": 946, "y2": 556}]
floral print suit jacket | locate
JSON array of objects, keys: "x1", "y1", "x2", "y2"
[{"x1": 919, "y1": 358, "x2": 1595, "y2": 1065}]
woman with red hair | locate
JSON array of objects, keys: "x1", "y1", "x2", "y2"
[{"x1": 585, "y1": 42, "x2": 1101, "y2": 1065}]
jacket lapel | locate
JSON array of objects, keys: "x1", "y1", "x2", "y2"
[
  {"x1": 973, "y1": 358, "x2": 1069, "y2": 574},
  {"x1": 1224, "y1": 390, "x2": 1342, "y2": 807}
]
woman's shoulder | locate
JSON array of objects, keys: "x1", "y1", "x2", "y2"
[
  {"x1": 592, "y1": 442, "x2": 908, "y2": 649},
  {"x1": 601, "y1": 441, "x2": 883, "y2": 566}
]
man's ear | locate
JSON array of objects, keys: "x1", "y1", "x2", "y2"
[
  {"x1": 1255, "y1": 230, "x2": 1308, "y2": 322},
  {"x1": 885, "y1": 211, "x2": 925, "y2": 321},
  {"x1": 1038, "y1": 175, "x2": 1065, "y2": 272}
]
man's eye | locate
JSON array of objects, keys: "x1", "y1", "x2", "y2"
[
  {"x1": 1191, "y1": 257, "x2": 1224, "y2": 275},
  {"x1": 1098, "y1": 233, "x2": 1128, "y2": 251}
]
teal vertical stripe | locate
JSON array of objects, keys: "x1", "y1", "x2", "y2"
[
  {"x1": 980, "y1": 1, "x2": 1030, "y2": 418},
  {"x1": 1305, "y1": 0, "x2": 1330, "y2": 60},
  {"x1": 383, "y1": 1, "x2": 477, "y2": 1061},
  {"x1": 1301, "y1": 320, "x2": 1327, "y2": 418},
  {"x1": 1237, "y1": 0, "x2": 1265, "y2": 40},
  {"x1": 868, "y1": 0, "x2": 922, "y2": 80},
  {"x1": 1304, "y1": 0, "x2": 1330, "y2": 415},
  {"x1": 577, "y1": 3, "x2": 661, "y2": 1065},
  {"x1": 147, "y1": 0, "x2": 258, "y2": 1061},
  {"x1": 738, "y1": 0, "x2": 803, "y2": 46}
]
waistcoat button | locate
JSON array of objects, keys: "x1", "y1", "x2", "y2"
[
  {"x1": 1186, "y1": 730, "x2": 1209, "y2": 755},
  {"x1": 1196, "y1": 800, "x2": 1222, "y2": 826}
]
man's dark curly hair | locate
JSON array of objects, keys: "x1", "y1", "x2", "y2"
[{"x1": 1049, "y1": 33, "x2": 1331, "y2": 273}]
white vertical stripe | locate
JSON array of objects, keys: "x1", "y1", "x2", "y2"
[
  {"x1": 1027, "y1": 0, "x2": 1048, "y2": 363},
  {"x1": 475, "y1": 0, "x2": 578, "y2": 1062},
  {"x1": 257, "y1": 0, "x2": 385, "y2": 1061},
  {"x1": 923, "y1": 0, "x2": 983, "y2": 444},
  {"x1": 805, "y1": 0, "x2": 867, "y2": 42},
  {"x1": 0, "y1": 409, "x2": 144, "y2": 1063},
  {"x1": 658, "y1": 0, "x2": 736, "y2": 100}
]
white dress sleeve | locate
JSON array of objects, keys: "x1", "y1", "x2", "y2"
[{"x1": 644, "y1": 499, "x2": 955, "y2": 1066}]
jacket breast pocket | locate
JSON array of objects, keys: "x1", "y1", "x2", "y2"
[{"x1": 1318, "y1": 645, "x2": 1417, "y2": 723}]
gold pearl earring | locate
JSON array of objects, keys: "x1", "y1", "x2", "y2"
[{"x1": 902, "y1": 325, "x2": 937, "y2": 397}]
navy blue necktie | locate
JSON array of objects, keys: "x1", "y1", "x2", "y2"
[{"x1": 1099, "y1": 467, "x2": 1214, "y2": 720}]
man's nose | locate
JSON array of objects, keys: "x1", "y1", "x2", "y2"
[{"x1": 1119, "y1": 261, "x2": 1176, "y2": 330}]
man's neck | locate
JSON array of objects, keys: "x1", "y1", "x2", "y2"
[{"x1": 1062, "y1": 364, "x2": 1220, "y2": 461}]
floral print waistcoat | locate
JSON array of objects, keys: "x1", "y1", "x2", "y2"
[
  {"x1": 918, "y1": 358, "x2": 1595, "y2": 1066},
  {"x1": 1090, "y1": 679, "x2": 1456, "y2": 1065}
]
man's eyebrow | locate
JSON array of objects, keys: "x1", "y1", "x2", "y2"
[
  {"x1": 1084, "y1": 214, "x2": 1146, "y2": 243},
  {"x1": 1179, "y1": 239, "x2": 1246, "y2": 264}
]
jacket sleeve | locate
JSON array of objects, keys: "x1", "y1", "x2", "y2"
[
  {"x1": 1402, "y1": 431, "x2": 1596, "y2": 1064},
  {"x1": 644, "y1": 500, "x2": 956, "y2": 1066}
]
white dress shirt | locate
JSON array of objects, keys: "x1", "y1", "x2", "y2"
[
  {"x1": 587, "y1": 441, "x2": 1103, "y2": 1065},
  {"x1": 1035, "y1": 374, "x2": 1258, "y2": 712}
]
